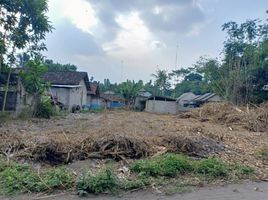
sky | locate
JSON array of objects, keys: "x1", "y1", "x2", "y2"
[{"x1": 44, "y1": 0, "x2": 268, "y2": 83}]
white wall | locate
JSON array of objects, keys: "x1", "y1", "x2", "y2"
[
  {"x1": 145, "y1": 100, "x2": 177, "y2": 114},
  {"x1": 50, "y1": 87, "x2": 70, "y2": 106},
  {"x1": 50, "y1": 79, "x2": 88, "y2": 110}
]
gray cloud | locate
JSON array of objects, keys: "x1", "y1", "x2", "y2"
[
  {"x1": 46, "y1": 20, "x2": 103, "y2": 57},
  {"x1": 89, "y1": 0, "x2": 206, "y2": 38}
]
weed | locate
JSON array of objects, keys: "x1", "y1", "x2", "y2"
[
  {"x1": 231, "y1": 165, "x2": 254, "y2": 178},
  {"x1": 17, "y1": 108, "x2": 32, "y2": 119},
  {"x1": 0, "y1": 112, "x2": 11, "y2": 123},
  {"x1": 76, "y1": 167, "x2": 119, "y2": 196},
  {"x1": 256, "y1": 147, "x2": 268, "y2": 160},
  {"x1": 131, "y1": 153, "x2": 192, "y2": 177},
  {"x1": 35, "y1": 98, "x2": 57, "y2": 119},
  {"x1": 0, "y1": 163, "x2": 45, "y2": 195},
  {"x1": 194, "y1": 158, "x2": 228, "y2": 178},
  {"x1": 42, "y1": 167, "x2": 74, "y2": 190},
  {"x1": 0, "y1": 162, "x2": 74, "y2": 195}
]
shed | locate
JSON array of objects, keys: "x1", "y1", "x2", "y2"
[
  {"x1": 43, "y1": 71, "x2": 90, "y2": 110},
  {"x1": 145, "y1": 96, "x2": 177, "y2": 114},
  {"x1": 134, "y1": 89, "x2": 152, "y2": 111},
  {"x1": 176, "y1": 92, "x2": 198, "y2": 112},
  {"x1": 86, "y1": 83, "x2": 105, "y2": 109},
  {"x1": 100, "y1": 93, "x2": 126, "y2": 109},
  {"x1": 191, "y1": 93, "x2": 221, "y2": 107}
]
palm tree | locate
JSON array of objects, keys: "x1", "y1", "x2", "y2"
[{"x1": 151, "y1": 69, "x2": 171, "y2": 96}]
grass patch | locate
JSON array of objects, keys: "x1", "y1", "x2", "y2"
[
  {"x1": 76, "y1": 166, "x2": 120, "y2": 196},
  {"x1": 0, "y1": 162, "x2": 74, "y2": 195},
  {"x1": 131, "y1": 153, "x2": 192, "y2": 177},
  {"x1": 194, "y1": 158, "x2": 229, "y2": 178},
  {"x1": 0, "y1": 112, "x2": 11, "y2": 123}
]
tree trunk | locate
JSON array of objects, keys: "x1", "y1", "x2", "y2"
[{"x1": 1, "y1": 68, "x2": 11, "y2": 112}]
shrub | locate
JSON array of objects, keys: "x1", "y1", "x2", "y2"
[
  {"x1": 234, "y1": 165, "x2": 254, "y2": 176},
  {"x1": 194, "y1": 158, "x2": 228, "y2": 178},
  {"x1": 76, "y1": 167, "x2": 120, "y2": 195},
  {"x1": 35, "y1": 99, "x2": 56, "y2": 119},
  {"x1": 0, "y1": 163, "x2": 45, "y2": 195},
  {"x1": 131, "y1": 153, "x2": 192, "y2": 177}
]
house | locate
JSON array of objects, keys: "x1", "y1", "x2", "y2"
[
  {"x1": 43, "y1": 71, "x2": 90, "y2": 110},
  {"x1": 86, "y1": 83, "x2": 105, "y2": 109},
  {"x1": 191, "y1": 93, "x2": 221, "y2": 107},
  {"x1": 145, "y1": 96, "x2": 177, "y2": 114},
  {"x1": 177, "y1": 92, "x2": 221, "y2": 112},
  {"x1": 134, "y1": 89, "x2": 152, "y2": 111},
  {"x1": 100, "y1": 93, "x2": 126, "y2": 109},
  {"x1": 0, "y1": 71, "x2": 30, "y2": 115}
]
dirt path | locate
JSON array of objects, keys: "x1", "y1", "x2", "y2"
[{"x1": 1, "y1": 181, "x2": 267, "y2": 200}]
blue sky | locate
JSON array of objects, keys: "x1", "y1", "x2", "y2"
[{"x1": 45, "y1": 0, "x2": 268, "y2": 82}]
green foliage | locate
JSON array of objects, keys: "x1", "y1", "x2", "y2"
[
  {"x1": 131, "y1": 154, "x2": 192, "y2": 177},
  {"x1": 151, "y1": 69, "x2": 171, "y2": 96},
  {"x1": 20, "y1": 60, "x2": 48, "y2": 95},
  {"x1": 235, "y1": 166, "x2": 254, "y2": 175},
  {"x1": 44, "y1": 59, "x2": 77, "y2": 72},
  {"x1": 0, "y1": 163, "x2": 45, "y2": 195},
  {"x1": 17, "y1": 108, "x2": 32, "y2": 119},
  {"x1": 0, "y1": 112, "x2": 11, "y2": 123},
  {"x1": 42, "y1": 167, "x2": 74, "y2": 189},
  {"x1": 115, "y1": 80, "x2": 144, "y2": 102},
  {"x1": 0, "y1": 0, "x2": 52, "y2": 68},
  {"x1": 0, "y1": 162, "x2": 74, "y2": 195},
  {"x1": 35, "y1": 97, "x2": 56, "y2": 119},
  {"x1": 76, "y1": 167, "x2": 120, "y2": 195},
  {"x1": 194, "y1": 158, "x2": 228, "y2": 178}
]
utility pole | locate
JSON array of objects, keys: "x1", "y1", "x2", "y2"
[
  {"x1": 120, "y1": 60, "x2": 124, "y2": 83},
  {"x1": 175, "y1": 43, "x2": 179, "y2": 70}
]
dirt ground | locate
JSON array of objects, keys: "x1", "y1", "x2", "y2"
[
  {"x1": 0, "y1": 106, "x2": 267, "y2": 178},
  {"x1": 1, "y1": 181, "x2": 267, "y2": 200}
]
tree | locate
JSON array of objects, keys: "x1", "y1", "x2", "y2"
[
  {"x1": 151, "y1": 69, "x2": 171, "y2": 96},
  {"x1": 221, "y1": 18, "x2": 268, "y2": 104},
  {"x1": 44, "y1": 59, "x2": 77, "y2": 71},
  {"x1": 0, "y1": 0, "x2": 52, "y2": 111},
  {"x1": 20, "y1": 60, "x2": 48, "y2": 115},
  {"x1": 115, "y1": 80, "x2": 143, "y2": 103}
]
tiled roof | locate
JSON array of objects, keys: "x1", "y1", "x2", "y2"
[{"x1": 43, "y1": 71, "x2": 90, "y2": 87}]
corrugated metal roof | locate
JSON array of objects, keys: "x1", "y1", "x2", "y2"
[{"x1": 192, "y1": 93, "x2": 216, "y2": 102}]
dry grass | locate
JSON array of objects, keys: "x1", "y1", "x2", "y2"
[{"x1": 0, "y1": 107, "x2": 267, "y2": 179}]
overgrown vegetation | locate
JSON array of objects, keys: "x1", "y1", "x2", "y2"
[
  {"x1": 131, "y1": 154, "x2": 253, "y2": 180},
  {"x1": 34, "y1": 98, "x2": 58, "y2": 119},
  {"x1": 76, "y1": 167, "x2": 120, "y2": 196},
  {"x1": 194, "y1": 158, "x2": 228, "y2": 178},
  {"x1": 0, "y1": 112, "x2": 11, "y2": 123},
  {"x1": 0, "y1": 153, "x2": 254, "y2": 196},
  {"x1": 0, "y1": 162, "x2": 74, "y2": 195},
  {"x1": 131, "y1": 154, "x2": 192, "y2": 177}
]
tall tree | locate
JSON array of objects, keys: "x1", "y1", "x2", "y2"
[
  {"x1": 0, "y1": 0, "x2": 52, "y2": 111},
  {"x1": 151, "y1": 69, "x2": 171, "y2": 96}
]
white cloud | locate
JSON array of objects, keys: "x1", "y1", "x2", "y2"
[
  {"x1": 102, "y1": 12, "x2": 153, "y2": 59},
  {"x1": 48, "y1": 0, "x2": 98, "y2": 33}
]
